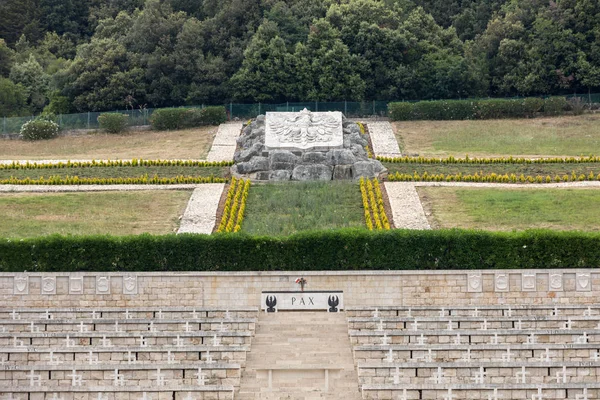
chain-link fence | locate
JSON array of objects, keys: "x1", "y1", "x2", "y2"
[{"x1": 2, "y1": 95, "x2": 599, "y2": 134}]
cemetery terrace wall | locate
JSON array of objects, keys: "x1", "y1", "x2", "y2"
[{"x1": 1, "y1": 270, "x2": 599, "y2": 308}]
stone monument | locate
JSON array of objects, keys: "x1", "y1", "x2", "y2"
[{"x1": 232, "y1": 109, "x2": 386, "y2": 181}]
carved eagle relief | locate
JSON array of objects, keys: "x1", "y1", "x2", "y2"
[{"x1": 269, "y1": 108, "x2": 339, "y2": 145}]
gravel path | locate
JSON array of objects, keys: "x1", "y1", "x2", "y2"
[
  {"x1": 0, "y1": 184, "x2": 203, "y2": 193},
  {"x1": 206, "y1": 123, "x2": 243, "y2": 162},
  {"x1": 367, "y1": 121, "x2": 402, "y2": 158},
  {"x1": 384, "y1": 182, "x2": 431, "y2": 230},
  {"x1": 177, "y1": 183, "x2": 225, "y2": 234}
]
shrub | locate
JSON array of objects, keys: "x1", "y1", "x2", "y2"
[
  {"x1": 543, "y1": 97, "x2": 568, "y2": 115},
  {"x1": 388, "y1": 102, "x2": 413, "y2": 120},
  {"x1": 522, "y1": 97, "x2": 544, "y2": 117},
  {"x1": 567, "y1": 97, "x2": 586, "y2": 116},
  {"x1": 150, "y1": 106, "x2": 227, "y2": 130},
  {"x1": 20, "y1": 118, "x2": 59, "y2": 140},
  {"x1": 98, "y1": 113, "x2": 129, "y2": 134},
  {"x1": 150, "y1": 108, "x2": 187, "y2": 130}
]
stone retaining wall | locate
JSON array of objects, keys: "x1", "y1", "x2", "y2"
[{"x1": 2, "y1": 270, "x2": 599, "y2": 308}]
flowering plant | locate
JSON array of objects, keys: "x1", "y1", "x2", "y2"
[{"x1": 295, "y1": 277, "x2": 307, "y2": 291}]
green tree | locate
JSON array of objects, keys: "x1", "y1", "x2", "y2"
[
  {"x1": 0, "y1": 77, "x2": 28, "y2": 116},
  {"x1": 9, "y1": 54, "x2": 50, "y2": 112}
]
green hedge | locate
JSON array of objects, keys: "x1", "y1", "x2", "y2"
[
  {"x1": 0, "y1": 229, "x2": 598, "y2": 272},
  {"x1": 150, "y1": 106, "x2": 227, "y2": 130},
  {"x1": 388, "y1": 97, "x2": 570, "y2": 121}
]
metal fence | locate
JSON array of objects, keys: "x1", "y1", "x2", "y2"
[{"x1": 2, "y1": 95, "x2": 599, "y2": 134}]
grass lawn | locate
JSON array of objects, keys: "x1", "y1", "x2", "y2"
[
  {"x1": 418, "y1": 187, "x2": 600, "y2": 231},
  {"x1": 394, "y1": 114, "x2": 600, "y2": 158},
  {"x1": 0, "y1": 127, "x2": 217, "y2": 160},
  {"x1": 0, "y1": 190, "x2": 192, "y2": 238},
  {"x1": 241, "y1": 182, "x2": 366, "y2": 236},
  {"x1": 0, "y1": 166, "x2": 229, "y2": 180}
]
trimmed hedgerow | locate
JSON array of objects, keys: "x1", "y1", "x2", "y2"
[
  {"x1": 98, "y1": 113, "x2": 129, "y2": 134},
  {"x1": 0, "y1": 229, "x2": 598, "y2": 272},
  {"x1": 150, "y1": 106, "x2": 227, "y2": 130}
]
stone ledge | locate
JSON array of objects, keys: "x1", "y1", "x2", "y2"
[{"x1": 2, "y1": 363, "x2": 240, "y2": 371}]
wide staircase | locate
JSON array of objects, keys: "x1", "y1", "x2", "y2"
[
  {"x1": 236, "y1": 311, "x2": 362, "y2": 400},
  {"x1": 347, "y1": 305, "x2": 600, "y2": 400},
  {"x1": 0, "y1": 307, "x2": 258, "y2": 400}
]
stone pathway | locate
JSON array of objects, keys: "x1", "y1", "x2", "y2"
[
  {"x1": 0, "y1": 184, "x2": 202, "y2": 193},
  {"x1": 206, "y1": 122, "x2": 243, "y2": 162},
  {"x1": 366, "y1": 121, "x2": 402, "y2": 158},
  {"x1": 177, "y1": 183, "x2": 225, "y2": 234},
  {"x1": 384, "y1": 182, "x2": 431, "y2": 230}
]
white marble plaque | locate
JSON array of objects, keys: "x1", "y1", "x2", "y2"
[
  {"x1": 69, "y1": 277, "x2": 84, "y2": 294},
  {"x1": 96, "y1": 276, "x2": 111, "y2": 295},
  {"x1": 264, "y1": 109, "x2": 343, "y2": 151},
  {"x1": 123, "y1": 275, "x2": 138, "y2": 295},
  {"x1": 261, "y1": 291, "x2": 343, "y2": 312},
  {"x1": 576, "y1": 273, "x2": 591, "y2": 292},
  {"x1": 41, "y1": 276, "x2": 56, "y2": 295},
  {"x1": 521, "y1": 273, "x2": 536, "y2": 292},
  {"x1": 549, "y1": 273, "x2": 563, "y2": 292},
  {"x1": 495, "y1": 273, "x2": 509, "y2": 292},
  {"x1": 467, "y1": 273, "x2": 482, "y2": 293},
  {"x1": 13, "y1": 275, "x2": 29, "y2": 295}
]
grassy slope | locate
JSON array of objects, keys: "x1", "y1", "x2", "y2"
[
  {"x1": 241, "y1": 182, "x2": 366, "y2": 236},
  {"x1": 0, "y1": 190, "x2": 192, "y2": 238},
  {"x1": 394, "y1": 114, "x2": 600, "y2": 157},
  {"x1": 0, "y1": 127, "x2": 217, "y2": 160},
  {"x1": 419, "y1": 187, "x2": 600, "y2": 231}
]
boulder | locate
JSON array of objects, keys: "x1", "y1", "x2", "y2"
[
  {"x1": 326, "y1": 149, "x2": 356, "y2": 165},
  {"x1": 350, "y1": 144, "x2": 367, "y2": 158},
  {"x1": 292, "y1": 164, "x2": 333, "y2": 181},
  {"x1": 236, "y1": 142, "x2": 264, "y2": 163},
  {"x1": 333, "y1": 165, "x2": 353, "y2": 180},
  {"x1": 236, "y1": 156, "x2": 268, "y2": 174},
  {"x1": 352, "y1": 161, "x2": 377, "y2": 179},
  {"x1": 269, "y1": 170, "x2": 292, "y2": 181},
  {"x1": 269, "y1": 150, "x2": 298, "y2": 171},
  {"x1": 302, "y1": 151, "x2": 327, "y2": 164}
]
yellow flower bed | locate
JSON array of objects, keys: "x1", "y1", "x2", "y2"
[
  {"x1": 217, "y1": 177, "x2": 251, "y2": 233},
  {"x1": 360, "y1": 177, "x2": 391, "y2": 230},
  {"x1": 0, "y1": 175, "x2": 227, "y2": 185}
]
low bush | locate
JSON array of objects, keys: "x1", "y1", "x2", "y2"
[
  {"x1": 0, "y1": 229, "x2": 598, "y2": 272},
  {"x1": 150, "y1": 106, "x2": 227, "y2": 130},
  {"x1": 388, "y1": 102, "x2": 412, "y2": 121},
  {"x1": 20, "y1": 118, "x2": 59, "y2": 140},
  {"x1": 98, "y1": 113, "x2": 129, "y2": 134},
  {"x1": 522, "y1": 97, "x2": 544, "y2": 117},
  {"x1": 543, "y1": 97, "x2": 569, "y2": 115}
]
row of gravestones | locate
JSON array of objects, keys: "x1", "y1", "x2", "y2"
[
  {"x1": 12, "y1": 275, "x2": 138, "y2": 295},
  {"x1": 467, "y1": 272, "x2": 592, "y2": 292}
]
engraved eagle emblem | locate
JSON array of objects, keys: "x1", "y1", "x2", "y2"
[{"x1": 269, "y1": 108, "x2": 339, "y2": 145}]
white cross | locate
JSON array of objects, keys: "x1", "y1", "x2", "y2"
[
  {"x1": 86, "y1": 351, "x2": 98, "y2": 365},
  {"x1": 167, "y1": 350, "x2": 177, "y2": 364},
  {"x1": 555, "y1": 365, "x2": 568, "y2": 383},
  {"x1": 552, "y1": 306, "x2": 559, "y2": 316},
  {"x1": 0, "y1": 356, "x2": 6, "y2": 366},
  {"x1": 472, "y1": 307, "x2": 480, "y2": 318},
  {"x1": 398, "y1": 389, "x2": 408, "y2": 400},
  {"x1": 488, "y1": 388, "x2": 503, "y2": 400},
  {"x1": 416, "y1": 334, "x2": 427, "y2": 345},
  {"x1": 212, "y1": 334, "x2": 221, "y2": 347},
  {"x1": 65, "y1": 335, "x2": 75, "y2": 348},
  {"x1": 373, "y1": 308, "x2": 379, "y2": 318},
  {"x1": 111, "y1": 369, "x2": 125, "y2": 386},
  {"x1": 148, "y1": 322, "x2": 156, "y2": 332},
  {"x1": 472, "y1": 366, "x2": 486, "y2": 383},
  {"x1": 515, "y1": 320, "x2": 522, "y2": 330},
  {"x1": 515, "y1": 366, "x2": 528, "y2": 383},
  {"x1": 13, "y1": 336, "x2": 24, "y2": 347},
  {"x1": 406, "y1": 308, "x2": 412, "y2": 318},
  {"x1": 447, "y1": 320, "x2": 453, "y2": 331},
  {"x1": 154, "y1": 368, "x2": 165, "y2": 386},
  {"x1": 417, "y1": 349, "x2": 433, "y2": 363},
  {"x1": 91, "y1": 310, "x2": 99, "y2": 319},
  {"x1": 381, "y1": 333, "x2": 390, "y2": 346},
  {"x1": 584, "y1": 307, "x2": 593, "y2": 317},
  {"x1": 127, "y1": 351, "x2": 137, "y2": 364},
  {"x1": 45, "y1": 310, "x2": 53, "y2": 320},
  {"x1": 431, "y1": 367, "x2": 445, "y2": 384},
  {"x1": 453, "y1": 333, "x2": 461, "y2": 345},
  {"x1": 184, "y1": 322, "x2": 192, "y2": 332},
  {"x1": 96, "y1": 393, "x2": 107, "y2": 400},
  {"x1": 506, "y1": 307, "x2": 512, "y2": 317},
  {"x1": 502, "y1": 348, "x2": 512, "y2": 362},
  {"x1": 26, "y1": 369, "x2": 41, "y2": 387},
  {"x1": 460, "y1": 349, "x2": 471, "y2": 363},
  {"x1": 195, "y1": 368, "x2": 206, "y2": 385},
  {"x1": 49, "y1": 393, "x2": 63, "y2": 400},
  {"x1": 562, "y1": 319, "x2": 573, "y2": 330},
  {"x1": 411, "y1": 319, "x2": 419, "y2": 331},
  {"x1": 100, "y1": 336, "x2": 113, "y2": 347},
  {"x1": 385, "y1": 348, "x2": 394, "y2": 363},
  {"x1": 140, "y1": 392, "x2": 152, "y2": 400},
  {"x1": 157, "y1": 310, "x2": 164, "y2": 319},
  {"x1": 79, "y1": 322, "x2": 88, "y2": 333},
  {"x1": 139, "y1": 336, "x2": 148, "y2": 348},
  {"x1": 540, "y1": 348, "x2": 550, "y2": 362},
  {"x1": 0, "y1": 326, "x2": 5, "y2": 333},
  {"x1": 479, "y1": 319, "x2": 488, "y2": 330},
  {"x1": 30, "y1": 322, "x2": 39, "y2": 333},
  {"x1": 205, "y1": 350, "x2": 214, "y2": 364},
  {"x1": 114, "y1": 321, "x2": 122, "y2": 332},
  {"x1": 184, "y1": 393, "x2": 195, "y2": 400},
  {"x1": 393, "y1": 366, "x2": 401, "y2": 385},
  {"x1": 174, "y1": 335, "x2": 184, "y2": 347},
  {"x1": 48, "y1": 351, "x2": 62, "y2": 366},
  {"x1": 576, "y1": 388, "x2": 589, "y2": 400},
  {"x1": 532, "y1": 388, "x2": 544, "y2": 400},
  {"x1": 439, "y1": 307, "x2": 445, "y2": 317},
  {"x1": 67, "y1": 369, "x2": 83, "y2": 386},
  {"x1": 10, "y1": 310, "x2": 20, "y2": 320},
  {"x1": 125, "y1": 309, "x2": 131, "y2": 319},
  {"x1": 224, "y1": 309, "x2": 231, "y2": 319},
  {"x1": 218, "y1": 321, "x2": 228, "y2": 332},
  {"x1": 490, "y1": 334, "x2": 499, "y2": 345},
  {"x1": 443, "y1": 388, "x2": 455, "y2": 400},
  {"x1": 576, "y1": 332, "x2": 588, "y2": 344},
  {"x1": 592, "y1": 350, "x2": 600, "y2": 361},
  {"x1": 526, "y1": 334, "x2": 537, "y2": 344},
  {"x1": 191, "y1": 309, "x2": 198, "y2": 319},
  {"x1": 376, "y1": 319, "x2": 384, "y2": 331}
]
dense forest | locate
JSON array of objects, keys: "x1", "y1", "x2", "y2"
[{"x1": 0, "y1": 0, "x2": 599, "y2": 116}]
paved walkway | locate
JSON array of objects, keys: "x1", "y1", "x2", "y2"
[
  {"x1": 384, "y1": 182, "x2": 431, "y2": 230},
  {"x1": 206, "y1": 123, "x2": 243, "y2": 162},
  {"x1": 366, "y1": 121, "x2": 402, "y2": 158},
  {"x1": 177, "y1": 184, "x2": 225, "y2": 234}
]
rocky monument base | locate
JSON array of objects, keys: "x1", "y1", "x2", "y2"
[{"x1": 232, "y1": 110, "x2": 386, "y2": 181}]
